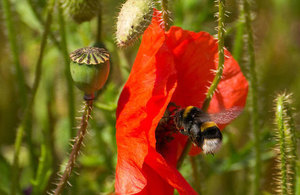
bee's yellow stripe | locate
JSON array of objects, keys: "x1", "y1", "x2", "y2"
[
  {"x1": 201, "y1": 121, "x2": 217, "y2": 132},
  {"x1": 183, "y1": 106, "x2": 194, "y2": 118}
]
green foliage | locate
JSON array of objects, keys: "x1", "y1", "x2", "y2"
[{"x1": 0, "y1": 0, "x2": 299, "y2": 194}]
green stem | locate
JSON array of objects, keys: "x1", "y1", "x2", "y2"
[
  {"x1": 190, "y1": 156, "x2": 201, "y2": 194},
  {"x1": 26, "y1": 0, "x2": 61, "y2": 50},
  {"x1": 96, "y1": 11, "x2": 102, "y2": 44},
  {"x1": 45, "y1": 86, "x2": 59, "y2": 193},
  {"x1": 34, "y1": 72, "x2": 57, "y2": 194},
  {"x1": 53, "y1": 100, "x2": 93, "y2": 195},
  {"x1": 11, "y1": 1, "x2": 55, "y2": 194},
  {"x1": 177, "y1": 0, "x2": 226, "y2": 169},
  {"x1": 275, "y1": 93, "x2": 297, "y2": 195},
  {"x1": 1, "y1": 0, "x2": 27, "y2": 107},
  {"x1": 94, "y1": 102, "x2": 117, "y2": 111},
  {"x1": 58, "y1": 3, "x2": 76, "y2": 138},
  {"x1": 242, "y1": 1, "x2": 261, "y2": 194},
  {"x1": 232, "y1": 5, "x2": 245, "y2": 64},
  {"x1": 275, "y1": 95, "x2": 288, "y2": 195},
  {"x1": 32, "y1": 144, "x2": 52, "y2": 195},
  {"x1": 161, "y1": 0, "x2": 171, "y2": 31},
  {"x1": 202, "y1": 0, "x2": 225, "y2": 111},
  {"x1": 285, "y1": 98, "x2": 297, "y2": 195},
  {"x1": 117, "y1": 49, "x2": 130, "y2": 80}
]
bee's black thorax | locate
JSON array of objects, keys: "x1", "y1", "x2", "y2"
[
  {"x1": 176, "y1": 106, "x2": 207, "y2": 131},
  {"x1": 173, "y1": 106, "x2": 223, "y2": 153}
]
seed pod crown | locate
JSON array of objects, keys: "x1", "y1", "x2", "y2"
[{"x1": 70, "y1": 47, "x2": 110, "y2": 98}]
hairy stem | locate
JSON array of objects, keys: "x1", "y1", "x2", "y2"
[
  {"x1": 177, "y1": 0, "x2": 226, "y2": 169},
  {"x1": 275, "y1": 95, "x2": 288, "y2": 194},
  {"x1": 285, "y1": 98, "x2": 297, "y2": 195},
  {"x1": 1, "y1": 0, "x2": 27, "y2": 107},
  {"x1": 275, "y1": 93, "x2": 297, "y2": 195},
  {"x1": 161, "y1": 0, "x2": 171, "y2": 31},
  {"x1": 233, "y1": 4, "x2": 245, "y2": 64},
  {"x1": 242, "y1": 0, "x2": 261, "y2": 194},
  {"x1": 53, "y1": 100, "x2": 93, "y2": 195},
  {"x1": 202, "y1": 0, "x2": 225, "y2": 111},
  {"x1": 58, "y1": 3, "x2": 76, "y2": 138},
  {"x1": 11, "y1": 0, "x2": 55, "y2": 194}
]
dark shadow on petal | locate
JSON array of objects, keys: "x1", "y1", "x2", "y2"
[{"x1": 116, "y1": 86, "x2": 130, "y2": 119}]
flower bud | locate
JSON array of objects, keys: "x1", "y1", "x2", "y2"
[
  {"x1": 70, "y1": 47, "x2": 110, "y2": 98},
  {"x1": 62, "y1": 0, "x2": 101, "y2": 23},
  {"x1": 116, "y1": 0, "x2": 153, "y2": 47}
]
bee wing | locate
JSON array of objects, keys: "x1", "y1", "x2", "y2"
[{"x1": 208, "y1": 107, "x2": 244, "y2": 125}]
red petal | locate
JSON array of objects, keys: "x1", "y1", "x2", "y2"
[
  {"x1": 145, "y1": 148, "x2": 198, "y2": 195},
  {"x1": 163, "y1": 26, "x2": 248, "y2": 155},
  {"x1": 115, "y1": 15, "x2": 177, "y2": 194},
  {"x1": 116, "y1": 11, "x2": 248, "y2": 193},
  {"x1": 137, "y1": 163, "x2": 174, "y2": 195}
]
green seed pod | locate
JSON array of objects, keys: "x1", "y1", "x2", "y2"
[
  {"x1": 70, "y1": 47, "x2": 110, "y2": 99},
  {"x1": 116, "y1": 0, "x2": 154, "y2": 48},
  {"x1": 62, "y1": 0, "x2": 101, "y2": 23}
]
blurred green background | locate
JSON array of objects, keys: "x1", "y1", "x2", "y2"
[{"x1": 0, "y1": 0, "x2": 300, "y2": 194}]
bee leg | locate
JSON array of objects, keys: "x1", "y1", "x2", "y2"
[{"x1": 189, "y1": 124, "x2": 201, "y2": 146}]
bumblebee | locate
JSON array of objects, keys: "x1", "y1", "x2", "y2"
[{"x1": 173, "y1": 105, "x2": 242, "y2": 154}]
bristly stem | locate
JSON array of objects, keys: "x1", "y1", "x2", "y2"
[
  {"x1": 1, "y1": 0, "x2": 27, "y2": 107},
  {"x1": 202, "y1": 0, "x2": 225, "y2": 111},
  {"x1": 275, "y1": 93, "x2": 297, "y2": 195},
  {"x1": 161, "y1": 0, "x2": 171, "y2": 31},
  {"x1": 275, "y1": 95, "x2": 288, "y2": 195},
  {"x1": 232, "y1": 3, "x2": 245, "y2": 64},
  {"x1": 58, "y1": 2, "x2": 76, "y2": 138},
  {"x1": 177, "y1": 0, "x2": 226, "y2": 169},
  {"x1": 53, "y1": 100, "x2": 93, "y2": 195},
  {"x1": 11, "y1": 0, "x2": 55, "y2": 194},
  {"x1": 285, "y1": 97, "x2": 297, "y2": 195},
  {"x1": 242, "y1": 0, "x2": 261, "y2": 194}
]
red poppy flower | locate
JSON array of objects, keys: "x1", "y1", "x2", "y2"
[{"x1": 115, "y1": 12, "x2": 248, "y2": 195}]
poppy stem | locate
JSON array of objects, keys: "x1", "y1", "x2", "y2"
[
  {"x1": 242, "y1": 0, "x2": 261, "y2": 194},
  {"x1": 177, "y1": 0, "x2": 226, "y2": 169},
  {"x1": 190, "y1": 156, "x2": 202, "y2": 194},
  {"x1": 274, "y1": 93, "x2": 297, "y2": 195},
  {"x1": 1, "y1": 0, "x2": 28, "y2": 108},
  {"x1": 53, "y1": 100, "x2": 93, "y2": 195},
  {"x1": 161, "y1": 0, "x2": 171, "y2": 31},
  {"x1": 11, "y1": 0, "x2": 55, "y2": 193},
  {"x1": 96, "y1": 9, "x2": 102, "y2": 44},
  {"x1": 58, "y1": 2, "x2": 76, "y2": 138},
  {"x1": 275, "y1": 95, "x2": 288, "y2": 194},
  {"x1": 202, "y1": 0, "x2": 225, "y2": 112},
  {"x1": 232, "y1": 4, "x2": 245, "y2": 64}
]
